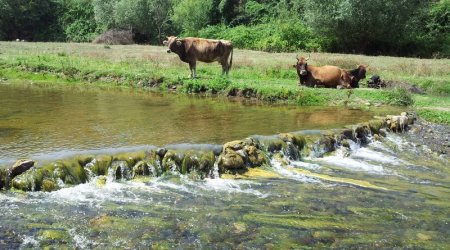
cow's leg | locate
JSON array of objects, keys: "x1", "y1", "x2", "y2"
[
  {"x1": 221, "y1": 61, "x2": 229, "y2": 77},
  {"x1": 189, "y1": 61, "x2": 197, "y2": 78}
]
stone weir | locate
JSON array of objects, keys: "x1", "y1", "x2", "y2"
[{"x1": 0, "y1": 112, "x2": 416, "y2": 192}]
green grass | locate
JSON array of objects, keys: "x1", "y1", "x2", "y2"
[
  {"x1": 0, "y1": 42, "x2": 449, "y2": 123},
  {"x1": 417, "y1": 110, "x2": 450, "y2": 125}
]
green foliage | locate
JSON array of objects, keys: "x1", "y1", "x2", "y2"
[
  {"x1": 172, "y1": 0, "x2": 213, "y2": 36},
  {"x1": 0, "y1": 0, "x2": 64, "y2": 41},
  {"x1": 199, "y1": 21, "x2": 322, "y2": 52},
  {"x1": 385, "y1": 88, "x2": 414, "y2": 106},
  {"x1": 418, "y1": 109, "x2": 450, "y2": 125},
  {"x1": 0, "y1": 0, "x2": 449, "y2": 57},
  {"x1": 60, "y1": 0, "x2": 98, "y2": 42}
]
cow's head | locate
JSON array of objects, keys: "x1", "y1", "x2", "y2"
[
  {"x1": 356, "y1": 64, "x2": 368, "y2": 79},
  {"x1": 163, "y1": 36, "x2": 182, "y2": 53},
  {"x1": 295, "y1": 54, "x2": 310, "y2": 76}
]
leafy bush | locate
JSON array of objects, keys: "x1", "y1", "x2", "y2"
[
  {"x1": 60, "y1": 0, "x2": 98, "y2": 42},
  {"x1": 92, "y1": 29, "x2": 134, "y2": 45},
  {"x1": 199, "y1": 21, "x2": 322, "y2": 52},
  {"x1": 385, "y1": 88, "x2": 414, "y2": 106}
]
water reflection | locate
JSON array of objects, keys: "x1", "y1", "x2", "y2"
[{"x1": 0, "y1": 83, "x2": 401, "y2": 165}]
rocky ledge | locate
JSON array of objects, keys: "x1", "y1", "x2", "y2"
[{"x1": 1, "y1": 111, "x2": 438, "y2": 192}]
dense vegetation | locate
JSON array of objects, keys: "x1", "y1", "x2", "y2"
[{"x1": 0, "y1": 0, "x2": 449, "y2": 57}]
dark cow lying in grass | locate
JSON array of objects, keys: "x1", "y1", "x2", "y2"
[
  {"x1": 347, "y1": 64, "x2": 368, "y2": 88},
  {"x1": 163, "y1": 36, "x2": 233, "y2": 79},
  {"x1": 294, "y1": 55, "x2": 353, "y2": 89}
]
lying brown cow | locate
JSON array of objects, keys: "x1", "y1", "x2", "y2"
[
  {"x1": 163, "y1": 36, "x2": 233, "y2": 78},
  {"x1": 294, "y1": 55, "x2": 352, "y2": 89}
]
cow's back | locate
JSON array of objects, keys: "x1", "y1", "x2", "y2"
[
  {"x1": 184, "y1": 38, "x2": 231, "y2": 63},
  {"x1": 312, "y1": 66, "x2": 342, "y2": 84}
]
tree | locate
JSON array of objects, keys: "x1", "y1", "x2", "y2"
[
  {"x1": 171, "y1": 0, "x2": 213, "y2": 36},
  {"x1": 0, "y1": 0, "x2": 63, "y2": 41},
  {"x1": 303, "y1": 0, "x2": 424, "y2": 55},
  {"x1": 93, "y1": 0, "x2": 118, "y2": 31},
  {"x1": 60, "y1": 0, "x2": 98, "y2": 42},
  {"x1": 149, "y1": 0, "x2": 173, "y2": 43}
]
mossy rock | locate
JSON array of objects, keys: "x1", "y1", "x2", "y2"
[
  {"x1": 368, "y1": 119, "x2": 385, "y2": 134},
  {"x1": 181, "y1": 151, "x2": 200, "y2": 174},
  {"x1": 341, "y1": 128, "x2": 355, "y2": 140},
  {"x1": 89, "y1": 155, "x2": 113, "y2": 176},
  {"x1": 41, "y1": 179, "x2": 58, "y2": 192},
  {"x1": 53, "y1": 160, "x2": 87, "y2": 185},
  {"x1": 199, "y1": 151, "x2": 215, "y2": 171},
  {"x1": 217, "y1": 148, "x2": 246, "y2": 172},
  {"x1": 283, "y1": 142, "x2": 301, "y2": 160},
  {"x1": 113, "y1": 151, "x2": 145, "y2": 168},
  {"x1": 38, "y1": 229, "x2": 70, "y2": 244},
  {"x1": 132, "y1": 160, "x2": 149, "y2": 177},
  {"x1": 266, "y1": 139, "x2": 287, "y2": 153},
  {"x1": 222, "y1": 140, "x2": 246, "y2": 154},
  {"x1": 11, "y1": 165, "x2": 52, "y2": 191},
  {"x1": 313, "y1": 134, "x2": 337, "y2": 157},
  {"x1": 145, "y1": 150, "x2": 163, "y2": 176},
  {"x1": 245, "y1": 145, "x2": 266, "y2": 166},
  {"x1": 9, "y1": 159, "x2": 34, "y2": 178},
  {"x1": 162, "y1": 150, "x2": 183, "y2": 173},
  {"x1": 11, "y1": 160, "x2": 87, "y2": 191},
  {"x1": 75, "y1": 155, "x2": 94, "y2": 167},
  {"x1": 11, "y1": 172, "x2": 34, "y2": 191},
  {"x1": 96, "y1": 176, "x2": 107, "y2": 187},
  {"x1": 0, "y1": 168, "x2": 7, "y2": 190},
  {"x1": 354, "y1": 124, "x2": 371, "y2": 144},
  {"x1": 109, "y1": 160, "x2": 131, "y2": 180},
  {"x1": 279, "y1": 133, "x2": 307, "y2": 150}
]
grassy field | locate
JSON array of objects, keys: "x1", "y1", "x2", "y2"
[{"x1": 0, "y1": 42, "x2": 449, "y2": 124}]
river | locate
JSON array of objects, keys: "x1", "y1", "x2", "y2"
[{"x1": 0, "y1": 83, "x2": 448, "y2": 249}]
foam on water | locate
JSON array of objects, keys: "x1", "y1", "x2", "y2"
[
  {"x1": 19, "y1": 235, "x2": 39, "y2": 249},
  {"x1": 201, "y1": 178, "x2": 268, "y2": 198},
  {"x1": 289, "y1": 160, "x2": 322, "y2": 171},
  {"x1": 38, "y1": 178, "x2": 156, "y2": 207},
  {"x1": 271, "y1": 158, "x2": 322, "y2": 183},
  {"x1": 352, "y1": 147, "x2": 400, "y2": 165},
  {"x1": 150, "y1": 175, "x2": 269, "y2": 198},
  {"x1": 68, "y1": 228, "x2": 93, "y2": 250},
  {"x1": 315, "y1": 155, "x2": 386, "y2": 174}
]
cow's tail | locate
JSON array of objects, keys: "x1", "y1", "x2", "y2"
[{"x1": 229, "y1": 45, "x2": 233, "y2": 70}]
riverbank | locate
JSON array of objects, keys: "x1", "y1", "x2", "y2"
[{"x1": 0, "y1": 42, "x2": 449, "y2": 124}]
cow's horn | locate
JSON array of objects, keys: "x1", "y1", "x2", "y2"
[
  {"x1": 306, "y1": 53, "x2": 311, "y2": 61},
  {"x1": 296, "y1": 54, "x2": 299, "y2": 60}
]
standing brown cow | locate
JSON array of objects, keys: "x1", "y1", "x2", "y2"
[
  {"x1": 163, "y1": 36, "x2": 233, "y2": 78},
  {"x1": 294, "y1": 55, "x2": 352, "y2": 89}
]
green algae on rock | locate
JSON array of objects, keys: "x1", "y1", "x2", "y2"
[{"x1": 2, "y1": 112, "x2": 421, "y2": 192}]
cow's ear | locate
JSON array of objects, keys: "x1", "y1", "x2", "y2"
[{"x1": 292, "y1": 64, "x2": 296, "y2": 68}]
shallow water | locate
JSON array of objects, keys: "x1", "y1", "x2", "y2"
[
  {"x1": 1, "y1": 83, "x2": 448, "y2": 249},
  {"x1": 1, "y1": 82, "x2": 397, "y2": 166}
]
